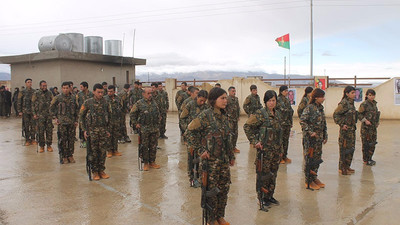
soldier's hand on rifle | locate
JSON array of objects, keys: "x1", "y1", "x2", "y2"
[
  {"x1": 230, "y1": 159, "x2": 235, "y2": 166},
  {"x1": 323, "y1": 139, "x2": 327, "y2": 144},
  {"x1": 255, "y1": 142, "x2": 263, "y2": 149},
  {"x1": 342, "y1": 125, "x2": 348, "y2": 130},
  {"x1": 106, "y1": 132, "x2": 111, "y2": 137},
  {"x1": 33, "y1": 115, "x2": 38, "y2": 120},
  {"x1": 310, "y1": 132, "x2": 317, "y2": 137},
  {"x1": 136, "y1": 124, "x2": 141, "y2": 129},
  {"x1": 18, "y1": 112, "x2": 22, "y2": 116},
  {"x1": 55, "y1": 119, "x2": 60, "y2": 125},
  {"x1": 365, "y1": 120, "x2": 371, "y2": 126},
  {"x1": 201, "y1": 151, "x2": 210, "y2": 159},
  {"x1": 84, "y1": 131, "x2": 88, "y2": 140},
  {"x1": 74, "y1": 122, "x2": 78, "y2": 127}
]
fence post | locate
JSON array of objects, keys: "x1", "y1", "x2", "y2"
[
  {"x1": 354, "y1": 75, "x2": 357, "y2": 87},
  {"x1": 194, "y1": 79, "x2": 196, "y2": 87},
  {"x1": 288, "y1": 76, "x2": 291, "y2": 88}
]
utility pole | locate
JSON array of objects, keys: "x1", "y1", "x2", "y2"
[{"x1": 310, "y1": 0, "x2": 314, "y2": 78}]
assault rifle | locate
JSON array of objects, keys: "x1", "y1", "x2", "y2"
[
  {"x1": 138, "y1": 130, "x2": 143, "y2": 171},
  {"x1": 86, "y1": 134, "x2": 93, "y2": 181},
  {"x1": 256, "y1": 148, "x2": 272, "y2": 211},
  {"x1": 340, "y1": 139, "x2": 355, "y2": 175},
  {"x1": 305, "y1": 138, "x2": 323, "y2": 190},
  {"x1": 189, "y1": 147, "x2": 201, "y2": 187},
  {"x1": 201, "y1": 160, "x2": 220, "y2": 225},
  {"x1": 57, "y1": 127, "x2": 63, "y2": 164}
]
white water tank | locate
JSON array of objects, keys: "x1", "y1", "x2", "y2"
[
  {"x1": 105, "y1": 40, "x2": 122, "y2": 56},
  {"x1": 64, "y1": 33, "x2": 84, "y2": 52},
  {"x1": 38, "y1": 34, "x2": 72, "y2": 52},
  {"x1": 85, "y1": 36, "x2": 103, "y2": 54}
]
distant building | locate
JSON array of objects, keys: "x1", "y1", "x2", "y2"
[{"x1": 0, "y1": 50, "x2": 146, "y2": 90}]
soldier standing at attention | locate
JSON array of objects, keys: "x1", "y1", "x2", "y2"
[
  {"x1": 179, "y1": 86, "x2": 199, "y2": 140},
  {"x1": 244, "y1": 90, "x2": 282, "y2": 209},
  {"x1": 77, "y1": 82, "x2": 93, "y2": 148},
  {"x1": 297, "y1": 87, "x2": 314, "y2": 118},
  {"x1": 130, "y1": 87, "x2": 161, "y2": 171},
  {"x1": 181, "y1": 90, "x2": 209, "y2": 187},
  {"x1": 79, "y1": 83, "x2": 111, "y2": 180},
  {"x1": 276, "y1": 85, "x2": 294, "y2": 164},
  {"x1": 333, "y1": 86, "x2": 357, "y2": 175},
  {"x1": 50, "y1": 82, "x2": 79, "y2": 164},
  {"x1": 158, "y1": 82, "x2": 169, "y2": 139},
  {"x1": 102, "y1": 82, "x2": 108, "y2": 96},
  {"x1": 32, "y1": 80, "x2": 54, "y2": 153},
  {"x1": 186, "y1": 87, "x2": 235, "y2": 225},
  {"x1": 226, "y1": 86, "x2": 241, "y2": 153},
  {"x1": 18, "y1": 78, "x2": 37, "y2": 146},
  {"x1": 104, "y1": 85, "x2": 123, "y2": 158},
  {"x1": 243, "y1": 84, "x2": 262, "y2": 116},
  {"x1": 129, "y1": 81, "x2": 143, "y2": 133},
  {"x1": 118, "y1": 84, "x2": 131, "y2": 143},
  {"x1": 358, "y1": 89, "x2": 380, "y2": 166},
  {"x1": 175, "y1": 82, "x2": 190, "y2": 114},
  {"x1": 300, "y1": 88, "x2": 328, "y2": 190}
]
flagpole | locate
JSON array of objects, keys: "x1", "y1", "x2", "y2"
[
  {"x1": 284, "y1": 56, "x2": 286, "y2": 85},
  {"x1": 310, "y1": 0, "x2": 314, "y2": 79},
  {"x1": 289, "y1": 48, "x2": 291, "y2": 85}
]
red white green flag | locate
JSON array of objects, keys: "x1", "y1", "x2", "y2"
[{"x1": 275, "y1": 33, "x2": 290, "y2": 49}]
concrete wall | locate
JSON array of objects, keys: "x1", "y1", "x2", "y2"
[{"x1": 166, "y1": 77, "x2": 400, "y2": 119}]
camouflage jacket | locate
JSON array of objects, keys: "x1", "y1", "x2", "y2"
[
  {"x1": 333, "y1": 97, "x2": 358, "y2": 129},
  {"x1": 175, "y1": 90, "x2": 190, "y2": 111},
  {"x1": 50, "y1": 93, "x2": 79, "y2": 125},
  {"x1": 32, "y1": 89, "x2": 53, "y2": 118},
  {"x1": 153, "y1": 90, "x2": 163, "y2": 113},
  {"x1": 226, "y1": 95, "x2": 240, "y2": 122},
  {"x1": 186, "y1": 107, "x2": 235, "y2": 162},
  {"x1": 358, "y1": 100, "x2": 380, "y2": 128},
  {"x1": 79, "y1": 97, "x2": 111, "y2": 132},
  {"x1": 180, "y1": 97, "x2": 194, "y2": 118},
  {"x1": 104, "y1": 94, "x2": 123, "y2": 125},
  {"x1": 276, "y1": 95, "x2": 294, "y2": 126},
  {"x1": 243, "y1": 94, "x2": 262, "y2": 115},
  {"x1": 180, "y1": 98, "x2": 210, "y2": 132},
  {"x1": 243, "y1": 107, "x2": 283, "y2": 153},
  {"x1": 158, "y1": 89, "x2": 169, "y2": 112},
  {"x1": 76, "y1": 90, "x2": 93, "y2": 108},
  {"x1": 118, "y1": 90, "x2": 130, "y2": 113},
  {"x1": 128, "y1": 87, "x2": 143, "y2": 107},
  {"x1": 300, "y1": 103, "x2": 328, "y2": 141},
  {"x1": 297, "y1": 96, "x2": 310, "y2": 118},
  {"x1": 17, "y1": 87, "x2": 35, "y2": 114},
  {"x1": 130, "y1": 98, "x2": 160, "y2": 133}
]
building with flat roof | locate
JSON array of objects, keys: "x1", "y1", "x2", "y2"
[{"x1": 0, "y1": 50, "x2": 146, "y2": 90}]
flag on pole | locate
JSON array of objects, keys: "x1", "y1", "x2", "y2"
[{"x1": 275, "y1": 34, "x2": 290, "y2": 49}]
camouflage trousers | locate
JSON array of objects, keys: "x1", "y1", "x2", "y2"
[
  {"x1": 109, "y1": 123, "x2": 120, "y2": 152},
  {"x1": 258, "y1": 147, "x2": 280, "y2": 199},
  {"x1": 281, "y1": 125, "x2": 291, "y2": 159},
  {"x1": 160, "y1": 112, "x2": 167, "y2": 136},
  {"x1": 202, "y1": 159, "x2": 231, "y2": 222},
  {"x1": 338, "y1": 128, "x2": 356, "y2": 170},
  {"x1": 303, "y1": 137, "x2": 323, "y2": 183},
  {"x1": 36, "y1": 117, "x2": 54, "y2": 147},
  {"x1": 229, "y1": 120, "x2": 238, "y2": 148},
  {"x1": 361, "y1": 126, "x2": 377, "y2": 162},
  {"x1": 57, "y1": 124, "x2": 75, "y2": 158},
  {"x1": 140, "y1": 131, "x2": 158, "y2": 163},
  {"x1": 88, "y1": 127, "x2": 108, "y2": 173},
  {"x1": 22, "y1": 113, "x2": 36, "y2": 141},
  {"x1": 119, "y1": 113, "x2": 128, "y2": 139}
]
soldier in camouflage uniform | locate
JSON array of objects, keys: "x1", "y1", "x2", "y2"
[
  {"x1": 79, "y1": 83, "x2": 111, "y2": 180},
  {"x1": 130, "y1": 87, "x2": 161, "y2": 171},
  {"x1": 186, "y1": 87, "x2": 235, "y2": 225},
  {"x1": 226, "y1": 86, "x2": 241, "y2": 153},
  {"x1": 243, "y1": 84, "x2": 262, "y2": 116},
  {"x1": 50, "y1": 82, "x2": 79, "y2": 164},
  {"x1": 276, "y1": 85, "x2": 294, "y2": 164},
  {"x1": 158, "y1": 82, "x2": 169, "y2": 139},
  {"x1": 300, "y1": 88, "x2": 328, "y2": 190},
  {"x1": 77, "y1": 82, "x2": 94, "y2": 148},
  {"x1": 175, "y1": 82, "x2": 190, "y2": 134},
  {"x1": 102, "y1": 82, "x2": 108, "y2": 96},
  {"x1": 104, "y1": 85, "x2": 123, "y2": 157},
  {"x1": 179, "y1": 86, "x2": 199, "y2": 140},
  {"x1": 118, "y1": 84, "x2": 131, "y2": 143},
  {"x1": 32, "y1": 80, "x2": 54, "y2": 153},
  {"x1": 129, "y1": 81, "x2": 143, "y2": 133},
  {"x1": 358, "y1": 89, "x2": 380, "y2": 166},
  {"x1": 333, "y1": 86, "x2": 358, "y2": 175},
  {"x1": 297, "y1": 87, "x2": 313, "y2": 118},
  {"x1": 18, "y1": 78, "x2": 37, "y2": 146},
  {"x1": 181, "y1": 90, "x2": 209, "y2": 187},
  {"x1": 244, "y1": 90, "x2": 282, "y2": 208}
]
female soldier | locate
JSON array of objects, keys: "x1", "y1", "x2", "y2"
[
  {"x1": 358, "y1": 89, "x2": 380, "y2": 166},
  {"x1": 333, "y1": 86, "x2": 357, "y2": 175},
  {"x1": 297, "y1": 86, "x2": 314, "y2": 118},
  {"x1": 186, "y1": 87, "x2": 235, "y2": 225},
  {"x1": 244, "y1": 90, "x2": 282, "y2": 211},
  {"x1": 300, "y1": 88, "x2": 327, "y2": 190},
  {"x1": 276, "y1": 85, "x2": 294, "y2": 164}
]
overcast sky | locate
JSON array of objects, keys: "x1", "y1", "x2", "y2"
[{"x1": 0, "y1": 0, "x2": 399, "y2": 78}]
